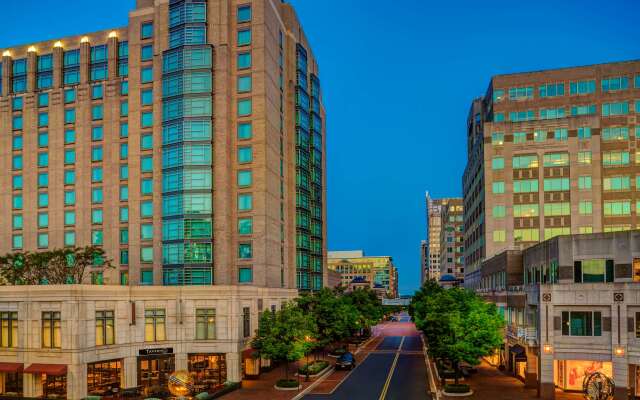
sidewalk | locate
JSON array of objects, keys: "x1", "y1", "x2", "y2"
[
  {"x1": 221, "y1": 338, "x2": 378, "y2": 400},
  {"x1": 221, "y1": 359, "x2": 316, "y2": 400},
  {"x1": 449, "y1": 361, "x2": 582, "y2": 400}
]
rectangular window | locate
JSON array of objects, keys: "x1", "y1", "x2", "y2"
[
  {"x1": 543, "y1": 202, "x2": 570, "y2": 216},
  {"x1": 514, "y1": 179, "x2": 538, "y2": 193},
  {"x1": 238, "y1": 193, "x2": 253, "y2": 211},
  {"x1": 238, "y1": 29, "x2": 251, "y2": 46},
  {"x1": 543, "y1": 178, "x2": 570, "y2": 192},
  {"x1": 604, "y1": 200, "x2": 631, "y2": 216},
  {"x1": 491, "y1": 157, "x2": 504, "y2": 170},
  {"x1": 602, "y1": 127, "x2": 629, "y2": 141},
  {"x1": 539, "y1": 83, "x2": 564, "y2": 98},
  {"x1": 144, "y1": 309, "x2": 166, "y2": 342},
  {"x1": 543, "y1": 152, "x2": 569, "y2": 167},
  {"x1": 602, "y1": 76, "x2": 629, "y2": 92},
  {"x1": 492, "y1": 181, "x2": 505, "y2": 194},
  {"x1": 41, "y1": 311, "x2": 61, "y2": 348},
  {"x1": 95, "y1": 310, "x2": 115, "y2": 346},
  {"x1": 513, "y1": 204, "x2": 539, "y2": 217},
  {"x1": 238, "y1": 146, "x2": 253, "y2": 163},
  {"x1": 493, "y1": 230, "x2": 506, "y2": 243},
  {"x1": 237, "y1": 52, "x2": 251, "y2": 69},
  {"x1": 604, "y1": 176, "x2": 630, "y2": 191},
  {"x1": 513, "y1": 131, "x2": 527, "y2": 144},
  {"x1": 602, "y1": 151, "x2": 630, "y2": 167},
  {"x1": 579, "y1": 200, "x2": 593, "y2": 215},
  {"x1": 602, "y1": 101, "x2": 629, "y2": 116},
  {"x1": 491, "y1": 132, "x2": 504, "y2": 145},
  {"x1": 238, "y1": 217, "x2": 253, "y2": 234},
  {"x1": 141, "y1": 22, "x2": 154, "y2": 39},
  {"x1": 508, "y1": 86, "x2": 533, "y2": 100},
  {"x1": 577, "y1": 151, "x2": 592, "y2": 165},
  {"x1": 238, "y1": 98, "x2": 252, "y2": 116},
  {"x1": 141, "y1": 44, "x2": 153, "y2": 61},
  {"x1": 578, "y1": 127, "x2": 591, "y2": 140},
  {"x1": 141, "y1": 67, "x2": 153, "y2": 83},
  {"x1": 554, "y1": 128, "x2": 567, "y2": 141},
  {"x1": 239, "y1": 267, "x2": 253, "y2": 283},
  {"x1": 514, "y1": 229, "x2": 539, "y2": 242},
  {"x1": 238, "y1": 5, "x2": 252, "y2": 22},
  {"x1": 0, "y1": 312, "x2": 18, "y2": 348},
  {"x1": 242, "y1": 307, "x2": 251, "y2": 337},
  {"x1": 196, "y1": 309, "x2": 216, "y2": 340},
  {"x1": 569, "y1": 80, "x2": 596, "y2": 95},
  {"x1": 238, "y1": 75, "x2": 252, "y2": 93},
  {"x1": 561, "y1": 311, "x2": 602, "y2": 336}
]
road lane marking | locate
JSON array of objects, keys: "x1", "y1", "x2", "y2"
[{"x1": 378, "y1": 336, "x2": 404, "y2": 400}]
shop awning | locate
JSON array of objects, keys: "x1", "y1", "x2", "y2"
[
  {"x1": 242, "y1": 348, "x2": 256, "y2": 359},
  {"x1": 0, "y1": 362, "x2": 23, "y2": 373},
  {"x1": 24, "y1": 363, "x2": 67, "y2": 376}
]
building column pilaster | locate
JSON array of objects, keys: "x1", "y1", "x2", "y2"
[
  {"x1": 226, "y1": 352, "x2": 242, "y2": 383},
  {"x1": 124, "y1": 356, "x2": 138, "y2": 389}
]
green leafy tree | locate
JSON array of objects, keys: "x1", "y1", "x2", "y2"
[
  {"x1": 251, "y1": 302, "x2": 317, "y2": 382},
  {"x1": 0, "y1": 247, "x2": 112, "y2": 285},
  {"x1": 296, "y1": 288, "x2": 359, "y2": 353},
  {"x1": 343, "y1": 287, "x2": 384, "y2": 331},
  {"x1": 412, "y1": 284, "x2": 503, "y2": 384}
]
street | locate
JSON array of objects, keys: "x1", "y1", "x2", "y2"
[{"x1": 304, "y1": 313, "x2": 431, "y2": 400}]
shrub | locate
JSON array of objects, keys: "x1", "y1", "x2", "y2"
[
  {"x1": 444, "y1": 383, "x2": 471, "y2": 393},
  {"x1": 276, "y1": 379, "x2": 300, "y2": 388},
  {"x1": 298, "y1": 360, "x2": 329, "y2": 375}
]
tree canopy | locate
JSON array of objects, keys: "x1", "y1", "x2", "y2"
[
  {"x1": 0, "y1": 246, "x2": 112, "y2": 285},
  {"x1": 411, "y1": 280, "x2": 504, "y2": 382}
]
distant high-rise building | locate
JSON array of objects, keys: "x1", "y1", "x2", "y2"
[
  {"x1": 439, "y1": 198, "x2": 464, "y2": 285},
  {"x1": 426, "y1": 192, "x2": 453, "y2": 282},
  {"x1": 463, "y1": 60, "x2": 640, "y2": 289},
  {"x1": 420, "y1": 239, "x2": 428, "y2": 285},
  {"x1": 328, "y1": 250, "x2": 399, "y2": 298}
]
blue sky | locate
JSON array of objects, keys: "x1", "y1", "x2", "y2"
[{"x1": 1, "y1": 0, "x2": 639, "y2": 295}]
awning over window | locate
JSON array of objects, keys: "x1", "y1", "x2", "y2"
[
  {"x1": 24, "y1": 363, "x2": 67, "y2": 376},
  {"x1": 0, "y1": 362, "x2": 23, "y2": 373}
]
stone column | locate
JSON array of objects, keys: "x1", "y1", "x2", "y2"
[
  {"x1": 612, "y1": 301, "x2": 629, "y2": 400},
  {"x1": 23, "y1": 374, "x2": 42, "y2": 398},
  {"x1": 108, "y1": 35, "x2": 118, "y2": 80},
  {"x1": 1, "y1": 55, "x2": 10, "y2": 96},
  {"x1": 27, "y1": 50, "x2": 37, "y2": 92},
  {"x1": 226, "y1": 352, "x2": 242, "y2": 383},
  {"x1": 80, "y1": 41, "x2": 90, "y2": 85},
  {"x1": 53, "y1": 46, "x2": 63, "y2": 88},
  {"x1": 68, "y1": 363, "x2": 87, "y2": 400},
  {"x1": 124, "y1": 356, "x2": 138, "y2": 389},
  {"x1": 175, "y1": 353, "x2": 188, "y2": 372}
]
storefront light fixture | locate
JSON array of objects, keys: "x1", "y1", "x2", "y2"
[
  {"x1": 108, "y1": 31, "x2": 118, "y2": 38},
  {"x1": 27, "y1": 46, "x2": 37, "y2": 53},
  {"x1": 81, "y1": 36, "x2": 90, "y2": 43},
  {"x1": 53, "y1": 41, "x2": 63, "y2": 48},
  {"x1": 2, "y1": 50, "x2": 11, "y2": 57},
  {"x1": 614, "y1": 346, "x2": 625, "y2": 357},
  {"x1": 543, "y1": 344, "x2": 553, "y2": 354}
]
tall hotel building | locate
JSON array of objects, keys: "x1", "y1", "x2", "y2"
[
  {"x1": 0, "y1": 0, "x2": 325, "y2": 398},
  {"x1": 463, "y1": 61, "x2": 640, "y2": 288}
]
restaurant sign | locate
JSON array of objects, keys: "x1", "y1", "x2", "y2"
[{"x1": 139, "y1": 347, "x2": 174, "y2": 356}]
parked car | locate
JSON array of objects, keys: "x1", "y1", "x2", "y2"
[{"x1": 335, "y1": 352, "x2": 356, "y2": 370}]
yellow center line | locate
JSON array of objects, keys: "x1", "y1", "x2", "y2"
[{"x1": 378, "y1": 336, "x2": 404, "y2": 400}]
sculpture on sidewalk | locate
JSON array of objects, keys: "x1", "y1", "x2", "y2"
[{"x1": 583, "y1": 371, "x2": 614, "y2": 400}]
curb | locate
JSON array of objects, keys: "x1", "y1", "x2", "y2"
[
  {"x1": 290, "y1": 365, "x2": 334, "y2": 400},
  {"x1": 421, "y1": 333, "x2": 441, "y2": 400}
]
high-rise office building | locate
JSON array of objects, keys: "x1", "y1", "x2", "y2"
[
  {"x1": 438, "y1": 197, "x2": 464, "y2": 284},
  {"x1": 463, "y1": 60, "x2": 640, "y2": 288},
  {"x1": 0, "y1": 0, "x2": 325, "y2": 397},
  {"x1": 0, "y1": 0, "x2": 326, "y2": 290},
  {"x1": 425, "y1": 192, "x2": 449, "y2": 281},
  {"x1": 420, "y1": 239, "x2": 428, "y2": 284}
]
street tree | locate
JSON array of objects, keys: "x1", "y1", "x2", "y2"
[
  {"x1": 251, "y1": 302, "x2": 317, "y2": 382},
  {"x1": 412, "y1": 284, "x2": 503, "y2": 384},
  {"x1": 343, "y1": 287, "x2": 384, "y2": 332}
]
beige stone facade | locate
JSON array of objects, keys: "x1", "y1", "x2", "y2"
[
  {"x1": 463, "y1": 61, "x2": 640, "y2": 290},
  {"x1": 0, "y1": 284, "x2": 295, "y2": 399},
  {"x1": 0, "y1": 0, "x2": 327, "y2": 289},
  {"x1": 425, "y1": 193, "x2": 448, "y2": 282}
]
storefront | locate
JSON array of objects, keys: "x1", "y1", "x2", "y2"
[
  {"x1": 187, "y1": 354, "x2": 226, "y2": 394},
  {"x1": 509, "y1": 344, "x2": 527, "y2": 381},
  {"x1": 242, "y1": 348, "x2": 259, "y2": 379},
  {"x1": 24, "y1": 364, "x2": 67, "y2": 399},
  {"x1": 87, "y1": 359, "x2": 123, "y2": 397},
  {"x1": 137, "y1": 348, "x2": 175, "y2": 398},
  {"x1": 0, "y1": 363, "x2": 23, "y2": 397},
  {"x1": 554, "y1": 360, "x2": 612, "y2": 391}
]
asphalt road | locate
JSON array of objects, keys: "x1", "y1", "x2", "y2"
[{"x1": 304, "y1": 314, "x2": 431, "y2": 400}]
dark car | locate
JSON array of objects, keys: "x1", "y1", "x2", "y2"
[{"x1": 335, "y1": 352, "x2": 356, "y2": 370}]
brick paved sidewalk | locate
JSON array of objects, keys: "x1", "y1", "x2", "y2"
[
  {"x1": 450, "y1": 361, "x2": 582, "y2": 400},
  {"x1": 221, "y1": 338, "x2": 378, "y2": 400}
]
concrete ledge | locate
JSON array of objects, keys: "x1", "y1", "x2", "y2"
[
  {"x1": 441, "y1": 389, "x2": 474, "y2": 397},
  {"x1": 274, "y1": 384, "x2": 302, "y2": 391}
]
